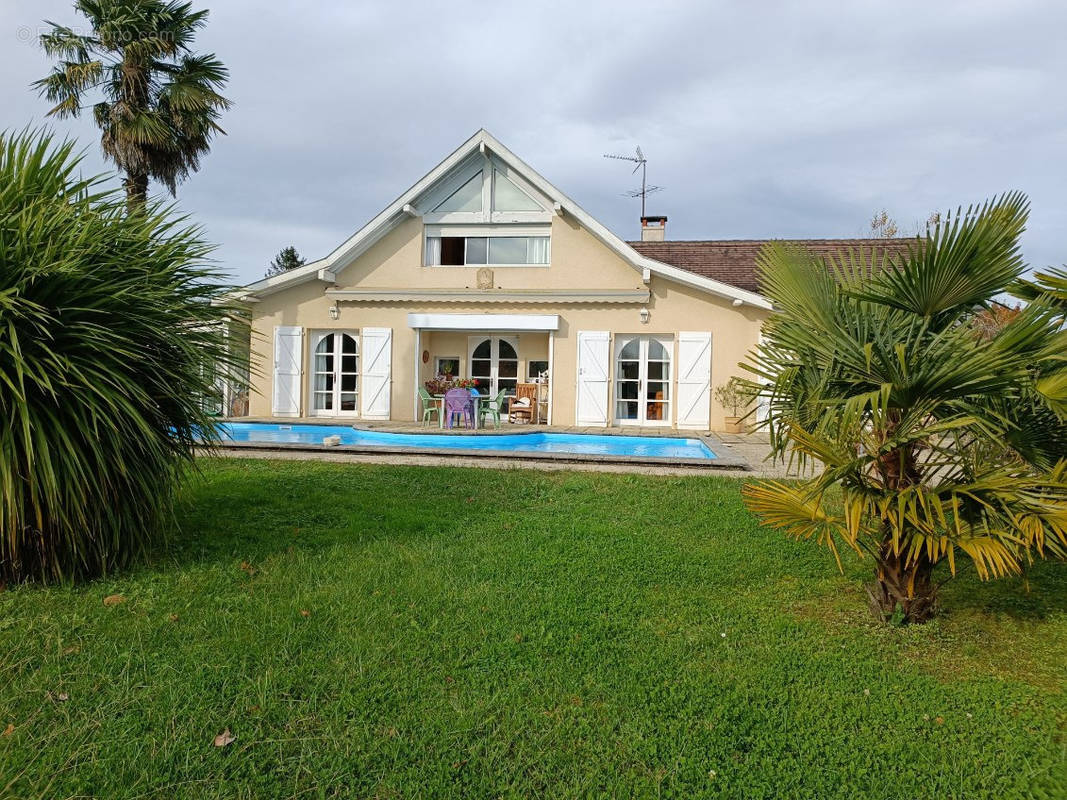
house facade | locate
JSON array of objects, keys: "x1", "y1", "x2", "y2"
[{"x1": 238, "y1": 129, "x2": 893, "y2": 431}]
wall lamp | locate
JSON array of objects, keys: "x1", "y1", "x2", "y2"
[
  {"x1": 639, "y1": 307, "x2": 650, "y2": 324},
  {"x1": 328, "y1": 304, "x2": 339, "y2": 321}
]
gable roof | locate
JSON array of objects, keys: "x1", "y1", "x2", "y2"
[
  {"x1": 629, "y1": 238, "x2": 917, "y2": 293},
  {"x1": 238, "y1": 129, "x2": 773, "y2": 310}
]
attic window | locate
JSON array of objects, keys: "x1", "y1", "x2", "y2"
[
  {"x1": 493, "y1": 169, "x2": 541, "y2": 211},
  {"x1": 426, "y1": 235, "x2": 549, "y2": 266},
  {"x1": 433, "y1": 172, "x2": 482, "y2": 213}
]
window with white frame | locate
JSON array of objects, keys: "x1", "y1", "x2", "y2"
[
  {"x1": 425, "y1": 233, "x2": 550, "y2": 266},
  {"x1": 527, "y1": 360, "x2": 549, "y2": 381},
  {"x1": 435, "y1": 356, "x2": 460, "y2": 377}
]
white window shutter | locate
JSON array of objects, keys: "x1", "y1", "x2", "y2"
[
  {"x1": 576, "y1": 331, "x2": 610, "y2": 426},
  {"x1": 361, "y1": 327, "x2": 392, "y2": 419},
  {"x1": 272, "y1": 326, "x2": 303, "y2": 417},
  {"x1": 677, "y1": 331, "x2": 712, "y2": 430}
]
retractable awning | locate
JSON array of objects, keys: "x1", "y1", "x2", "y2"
[{"x1": 407, "y1": 313, "x2": 560, "y2": 331}]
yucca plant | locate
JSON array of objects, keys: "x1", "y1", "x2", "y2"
[
  {"x1": 0, "y1": 130, "x2": 247, "y2": 582},
  {"x1": 743, "y1": 193, "x2": 1067, "y2": 623}
]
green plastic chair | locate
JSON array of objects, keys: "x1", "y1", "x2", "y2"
[
  {"x1": 418, "y1": 386, "x2": 440, "y2": 426},
  {"x1": 479, "y1": 389, "x2": 508, "y2": 429}
]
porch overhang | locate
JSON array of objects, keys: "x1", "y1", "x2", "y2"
[
  {"x1": 325, "y1": 288, "x2": 649, "y2": 304},
  {"x1": 407, "y1": 313, "x2": 560, "y2": 331}
]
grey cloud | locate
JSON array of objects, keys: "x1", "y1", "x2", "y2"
[{"x1": 1, "y1": 0, "x2": 1064, "y2": 284}]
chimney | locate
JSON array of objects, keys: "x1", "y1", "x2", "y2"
[{"x1": 640, "y1": 215, "x2": 667, "y2": 242}]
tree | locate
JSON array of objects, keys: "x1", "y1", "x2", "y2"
[
  {"x1": 0, "y1": 130, "x2": 247, "y2": 582},
  {"x1": 33, "y1": 0, "x2": 230, "y2": 209},
  {"x1": 869, "y1": 209, "x2": 941, "y2": 238},
  {"x1": 743, "y1": 193, "x2": 1067, "y2": 623},
  {"x1": 267, "y1": 246, "x2": 306, "y2": 277},
  {"x1": 868, "y1": 209, "x2": 899, "y2": 238}
]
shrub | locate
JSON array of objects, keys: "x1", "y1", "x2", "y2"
[
  {"x1": 714, "y1": 377, "x2": 753, "y2": 417},
  {"x1": 0, "y1": 131, "x2": 247, "y2": 582}
]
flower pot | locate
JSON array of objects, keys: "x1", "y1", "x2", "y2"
[{"x1": 723, "y1": 416, "x2": 746, "y2": 434}]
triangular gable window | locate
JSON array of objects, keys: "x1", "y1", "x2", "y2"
[
  {"x1": 433, "y1": 172, "x2": 482, "y2": 213},
  {"x1": 493, "y1": 169, "x2": 542, "y2": 212}
]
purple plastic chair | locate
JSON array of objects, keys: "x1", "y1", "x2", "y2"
[{"x1": 444, "y1": 388, "x2": 474, "y2": 429}]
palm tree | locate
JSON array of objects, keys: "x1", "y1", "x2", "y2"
[
  {"x1": 33, "y1": 0, "x2": 230, "y2": 208},
  {"x1": 743, "y1": 193, "x2": 1067, "y2": 623}
]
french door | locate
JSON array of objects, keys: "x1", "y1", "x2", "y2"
[
  {"x1": 468, "y1": 336, "x2": 518, "y2": 396},
  {"x1": 311, "y1": 331, "x2": 359, "y2": 416},
  {"x1": 614, "y1": 335, "x2": 672, "y2": 426}
]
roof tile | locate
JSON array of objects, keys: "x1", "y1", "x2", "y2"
[{"x1": 628, "y1": 238, "x2": 915, "y2": 292}]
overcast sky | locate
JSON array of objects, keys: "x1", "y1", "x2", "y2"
[{"x1": 2, "y1": 0, "x2": 1064, "y2": 285}]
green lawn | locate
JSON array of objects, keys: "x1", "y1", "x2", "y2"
[{"x1": 1, "y1": 459, "x2": 1064, "y2": 799}]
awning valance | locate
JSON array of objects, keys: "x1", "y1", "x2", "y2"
[{"x1": 407, "y1": 313, "x2": 560, "y2": 331}]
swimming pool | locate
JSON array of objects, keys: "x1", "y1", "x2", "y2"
[{"x1": 211, "y1": 423, "x2": 718, "y2": 461}]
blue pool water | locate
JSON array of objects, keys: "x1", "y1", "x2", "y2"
[{"x1": 212, "y1": 423, "x2": 717, "y2": 460}]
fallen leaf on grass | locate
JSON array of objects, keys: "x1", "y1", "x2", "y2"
[
  {"x1": 2, "y1": 723, "x2": 13, "y2": 737},
  {"x1": 168, "y1": 614, "x2": 179, "y2": 623},
  {"x1": 300, "y1": 609, "x2": 311, "y2": 618},
  {"x1": 213, "y1": 728, "x2": 235, "y2": 747},
  {"x1": 102, "y1": 594, "x2": 125, "y2": 607},
  {"x1": 57, "y1": 692, "x2": 69, "y2": 702}
]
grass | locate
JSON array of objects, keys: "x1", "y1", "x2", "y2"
[{"x1": 1, "y1": 458, "x2": 1064, "y2": 799}]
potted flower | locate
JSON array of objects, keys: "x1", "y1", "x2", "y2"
[{"x1": 714, "y1": 377, "x2": 753, "y2": 434}]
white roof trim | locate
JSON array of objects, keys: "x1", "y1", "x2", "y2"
[
  {"x1": 407, "y1": 313, "x2": 560, "y2": 331},
  {"x1": 240, "y1": 129, "x2": 772, "y2": 310}
]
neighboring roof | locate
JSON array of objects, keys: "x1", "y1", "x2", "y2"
[
  {"x1": 629, "y1": 238, "x2": 917, "y2": 293},
  {"x1": 238, "y1": 129, "x2": 773, "y2": 310}
]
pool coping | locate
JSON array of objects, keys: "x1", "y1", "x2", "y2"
[{"x1": 209, "y1": 424, "x2": 750, "y2": 471}]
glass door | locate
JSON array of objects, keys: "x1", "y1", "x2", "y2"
[
  {"x1": 614, "y1": 335, "x2": 671, "y2": 425},
  {"x1": 311, "y1": 331, "x2": 359, "y2": 416},
  {"x1": 468, "y1": 336, "x2": 519, "y2": 397}
]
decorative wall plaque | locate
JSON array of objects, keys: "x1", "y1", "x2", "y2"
[{"x1": 476, "y1": 268, "x2": 494, "y2": 289}]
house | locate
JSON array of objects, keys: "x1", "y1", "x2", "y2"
[{"x1": 238, "y1": 129, "x2": 902, "y2": 431}]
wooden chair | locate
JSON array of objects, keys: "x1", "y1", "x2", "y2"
[
  {"x1": 508, "y1": 382, "x2": 539, "y2": 424},
  {"x1": 536, "y1": 380, "x2": 549, "y2": 424},
  {"x1": 647, "y1": 391, "x2": 664, "y2": 421}
]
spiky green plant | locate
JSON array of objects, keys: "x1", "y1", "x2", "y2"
[
  {"x1": 743, "y1": 193, "x2": 1067, "y2": 623},
  {"x1": 0, "y1": 130, "x2": 247, "y2": 582},
  {"x1": 1016, "y1": 265, "x2": 1067, "y2": 316},
  {"x1": 33, "y1": 0, "x2": 230, "y2": 208}
]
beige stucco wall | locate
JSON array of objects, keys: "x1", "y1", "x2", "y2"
[{"x1": 246, "y1": 215, "x2": 769, "y2": 430}]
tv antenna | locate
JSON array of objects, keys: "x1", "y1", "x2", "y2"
[{"x1": 603, "y1": 145, "x2": 662, "y2": 217}]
